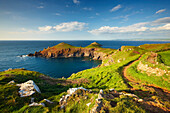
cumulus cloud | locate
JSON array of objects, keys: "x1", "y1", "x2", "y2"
[
  {"x1": 96, "y1": 13, "x2": 100, "y2": 16},
  {"x1": 88, "y1": 22, "x2": 148, "y2": 34},
  {"x1": 37, "y1": 6, "x2": 44, "y2": 9},
  {"x1": 88, "y1": 17, "x2": 170, "y2": 35},
  {"x1": 151, "y1": 17, "x2": 170, "y2": 25},
  {"x1": 55, "y1": 13, "x2": 61, "y2": 16},
  {"x1": 38, "y1": 26, "x2": 53, "y2": 31},
  {"x1": 73, "y1": 0, "x2": 80, "y2": 4},
  {"x1": 38, "y1": 21, "x2": 87, "y2": 32},
  {"x1": 83, "y1": 7, "x2": 92, "y2": 11},
  {"x1": 110, "y1": 4, "x2": 122, "y2": 12},
  {"x1": 150, "y1": 24, "x2": 170, "y2": 31},
  {"x1": 156, "y1": 9, "x2": 166, "y2": 14},
  {"x1": 53, "y1": 21, "x2": 87, "y2": 32}
]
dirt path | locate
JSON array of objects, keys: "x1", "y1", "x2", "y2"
[
  {"x1": 122, "y1": 55, "x2": 142, "y2": 89},
  {"x1": 122, "y1": 55, "x2": 170, "y2": 112},
  {"x1": 122, "y1": 55, "x2": 170, "y2": 93}
]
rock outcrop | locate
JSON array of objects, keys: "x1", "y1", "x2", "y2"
[
  {"x1": 28, "y1": 42, "x2": 108, "y2": 60},
  {"x1": 16, "y1": 80, "x2": 41, "y2": 97},
  {"x1": 59, "y1": 87, "x2": 87, "y2": 109},
  {"x1": 137, "y1": 61, "x2": 167, "y2": 76}
]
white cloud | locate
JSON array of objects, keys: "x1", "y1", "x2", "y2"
[
  {"x1": 73, "y1": 0, "x2": 80, "y2": 4},
  {"x1": 156, "y1": 9, "x2": 166, "y2": 14},
  {"x1": 151, "y1": 17, "x2": 170, "y2": 25},
  {"x1": 110, "y1": 4, "x2": 121, "y2": 12},
  {"x1": 89, "y1": 17, "x2": 170, "y2": 35},
  {"x1": 38, "y1": 22, "x2": 87, "y2": 32},
  {"x1": 55, "y1": 13, "x2": 61, "y2": 16},
  {"x1": 53, "y1": 21, "x2": 87, "y2": 32},
  {"x1": 150, "y1": 24, "x2": 170, "y2": 31},
  {"x1": 88, "y1": 22, "x2": 148, "y2": 34},
  {"x1": 37, "y1": 6, "x2": 44, "y2": 9},
  {"x1": 38, "y1": 26, "x2": 53, "y2": 31},
  {"x1": 96, "y1": 13, "x2": 100, "y2": 16},
  {"x1": 83, "y1": 7, "x2": 92, "y2": 11}
]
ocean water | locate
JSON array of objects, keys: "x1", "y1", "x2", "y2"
[{"x1": 0, "y1": 40, "x2": 169, "y2": 78}]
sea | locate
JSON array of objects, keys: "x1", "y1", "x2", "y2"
[{"x1": 0, "y1": 40, "x2": 169, "y2": 78}]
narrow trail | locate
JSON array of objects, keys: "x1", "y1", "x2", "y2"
[
  {"x1": 122, "y1": 55, "x2": 170, "y2": 112},
  {"x1": 122, "y1": 55, "x2": 142, "y2": 89},
  {"x1": 122, "y1": 55, "x2": 170, "y2": 93}
]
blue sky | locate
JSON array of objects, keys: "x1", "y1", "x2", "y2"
[{"x1": 0, "y1": 0, "x2": 170, "y2": 40}]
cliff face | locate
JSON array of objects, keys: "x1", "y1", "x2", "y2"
[{"x1": 28, "y1": 42, "x2": 108, "y2": 60}]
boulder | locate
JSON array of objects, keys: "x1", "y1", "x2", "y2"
[
  {"x1": 44, "y1": 99, "x2": 53, "y2": 104},
  {"x1": 29, "y1": 102, "x2": 45, "y2": 107},
  {"x1": 8, "y1": 80, "x2": 15, "y2": 84},
  {"x1": 16, "y1": 80, "x2": 41, "y2": 97},
  {"x1": 67, "y1": 87, "x2": 87, "y2": 95}
]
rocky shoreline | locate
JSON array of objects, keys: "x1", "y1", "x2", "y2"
[{"x1": 27, "y1": 42, "x2": 110, "y2": 60}]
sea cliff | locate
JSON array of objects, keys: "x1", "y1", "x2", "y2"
[{"x1": 28, "y1": 42, "x2": 115, "y2": 60}]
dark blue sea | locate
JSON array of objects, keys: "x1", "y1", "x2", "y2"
[{"x1": 0, "y1": 41, "x2": 169, "y2": 78}]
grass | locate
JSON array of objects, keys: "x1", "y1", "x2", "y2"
[
  {"x1": 157, "y1": 50, "x2": 170, "y2": 66},
  {"x1": 126, "y1": 53, "x2": 170, "y2": 90},
  {"x1": 0, "y1": 69, "x2": 71, "y2": 113},
  {"x1": 69, "y1": 49, "x2": 141, "y2": 91},
  {"x1": 85, "y1": 42, "x2": 102, "y2": 48},
  {"x1": 103, "y1": 95, "x2": 146, "y2": 113},
  {"x1": 96, "y1": 48, "x2": 116, "y2": 55},
  {"x1": 0, "y1": 43, "x2": 170, "y2": 112},
  {"x1": 139, "y1": 43, "x2": 170, "y2": 52},
  {"x1": 53, "y1": 42, "x2": 77, "y2": 49}
]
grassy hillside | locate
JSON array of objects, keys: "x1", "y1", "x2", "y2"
[
  {"x1": 53, "y1": 42, "x2": 76, "y2": 49},
  {"x1": 0, "y1": 43, "x2": 169, "y2": 113},
  {"x1": 158, "y1": 50, "x2": 170, "y2": 66},
  {"x1": 127, "y1": 53, "x2": 170, "y2": 90},
  {"x1": 86, "y1": 42, "x2": 102, "y2": 48},
  {"x1": 139, "y1": 43, "x2": 170, "y2": 52},
  {"x1": 0, "y1": 69, "x2": 71, "y2": 112},
  {"x1": 69, "y1": 49, "x2": 140, "y2": 90}
]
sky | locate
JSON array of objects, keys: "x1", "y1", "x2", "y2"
[{"x1": 0, "y1": 0, "x2": 170, "y2": 40}]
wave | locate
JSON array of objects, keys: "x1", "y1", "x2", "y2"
[{"x1": 17, "y1": 55, "x2": 28, "y2": 58}]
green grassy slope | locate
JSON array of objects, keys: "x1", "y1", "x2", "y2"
[
  {"x1": 127, "y1": 54, "x2": 170, "y2": 90},
  {"x1": 69, "y1": 48, "x2": 141, "y2": 90},
  {"x1": 158, "y1": 50, "x2": 170, "y2": 66},
  {"x1": 0, "y1": 69, "x2": 70, "y2": 112},
  {"x1": 0, "y1": 43, "x2": 169, "y2": 113},
  {"x1": 139, "y1": 43, "x2": 170, "y2": 52},
  {"x1": 53, "y1": 42, "x2": 76, "y2": 49}
]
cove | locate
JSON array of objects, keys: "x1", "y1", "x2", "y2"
[{"x1": 29, "y1": 57, "x2": 102, "y2": 78}]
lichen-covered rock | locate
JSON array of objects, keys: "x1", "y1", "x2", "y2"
[
  {"x1": 59, "y1": 87, "x2": 87, "y2": 109},
  {"x1": 137, "y1": 61, "x2": 166, "y2": 76},
  {"x1": 90, "y1": 99, "x2": 103, "y2": 113},
  {"x1": 67, "y1": 87, "x2": 87, "y2": 95},
  {"x1": 8, "y1": 80, "x2": 15, "y2": 84},
  {"x1": 29, "y1": 102, "x2": 45, "y2": 107},
  {"x1": 16, "y1": 80, "x2": 41, "y2": 97}
]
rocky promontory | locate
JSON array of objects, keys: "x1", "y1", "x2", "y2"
[{"x1": 28, "y1": 42, "x2": 114, "y2": 60}]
